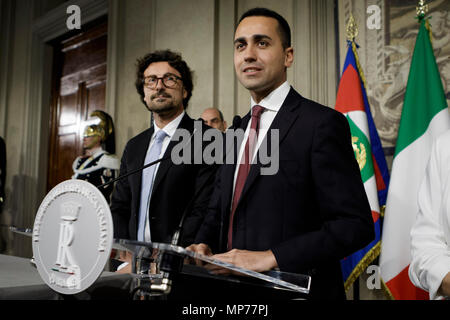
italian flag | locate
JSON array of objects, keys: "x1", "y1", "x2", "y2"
[{"x1": 379, "y1": 19, "x2": 450, "y2": 299}]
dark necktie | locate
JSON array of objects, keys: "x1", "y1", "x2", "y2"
[{"x1": 227, "y1": 105, "x2": 265, "y2": 250}]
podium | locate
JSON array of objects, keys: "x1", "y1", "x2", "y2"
[
  {"x1": 10, "y1": 229, "x2": 311, "y2": 300},
  {"x1": 114, "y1": 239, "x2": 311, "y2": 301},
  {"x1": 9, "y1": 179, "x2": 311, "y2": 300}
]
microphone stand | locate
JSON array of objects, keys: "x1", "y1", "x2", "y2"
[
  {"x1": 96, "y1": 155, "x2": 170, "y2": 191},
  {"x1": 218, "y1": 115, "x2": 242, "y2": 251},
  {"x1": 97, "y1": 123, "x2": 204, "y2": 299},
  {"x1": 170, "y1": 155, "x2": 218, "y2": 247},
  {"x1": 96, "y1": 121, "x2": 200, "y2": 191},
  {"x1": 97, "y1": 154, "x2": 173, "y2": 299},
  {"x1": 153, "y1": 126, "x2": 220, "y2": 297}
]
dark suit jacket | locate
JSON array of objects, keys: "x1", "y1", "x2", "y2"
[
  {"x1": 195, "y1": 88, "x2": 374, "y2": 299},
  {"x1": 111, "y1": 113, "x2": 218, "y2": 247}
]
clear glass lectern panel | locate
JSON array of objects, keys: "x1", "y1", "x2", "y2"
[{"x1": 113, "y1": 239, "x2": 311, "y2": 297}]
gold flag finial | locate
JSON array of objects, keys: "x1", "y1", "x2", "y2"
[
  {"x1": 346, "y1": 13, "x2": 358, "y2": 41},
  {"x1": 416, "y1": 0, "x2": 428, "y2": 20}
]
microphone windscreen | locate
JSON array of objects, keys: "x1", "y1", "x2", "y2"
[{"x1": 232, "y1": 115, "x2": 242, "y2": 129}]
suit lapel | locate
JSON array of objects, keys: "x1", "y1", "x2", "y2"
[{"x1": 238, "y1": 88, "x2": 304, "y2": 204}]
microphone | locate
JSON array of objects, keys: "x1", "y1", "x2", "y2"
[
  {"x1": 99, "y1": 125, "x2": 199, "y2": 298},
  {"x1": 113, "y1": 120, "x2": 204, "y2": 297},
  {"x1": 170, "y1": 164, "x2": 217, "y2": 246},
  {"x1": 216, "y1": 115, "x2": 242, "y2": 251},
  {"x1": 232, "y1": 115, "x2": 242, "y2": 129},
  {"x1": 97, "y1": 155, "x2": 170, "y2": 190},
  {"x1": 171, "y1": 119, "x2": 218, "y2": 246},
  {"x1": 154, "y1": 120, "x2": 218, "y2": 296}
]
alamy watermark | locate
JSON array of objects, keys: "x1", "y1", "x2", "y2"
[
  {"x1": 66, "y1": 5, "x2": 382, "y2": 32},
  {"x1": 170, "y1": 121, "x2": 279, "y2": 176},
  {"x1": 366, "y1": 265, "x2": 381, "y2": 290},
  {"x1": 66, "y1": 5, "x2": 81, "y2": 30},
  {"x1": 367, "y1": 5, "x2": 381, "y2": 30}
]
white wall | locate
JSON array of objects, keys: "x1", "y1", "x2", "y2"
[{"x1": 111, "y1": 0, "x2": 338, "y2": 156}]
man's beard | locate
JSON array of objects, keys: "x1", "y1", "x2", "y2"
[
  {"x1": 146, "y1": 102, "x2": 176, "y2": 114},
  {"x1": 145, "y1": 90, "x2": 178, "y2": 114}
]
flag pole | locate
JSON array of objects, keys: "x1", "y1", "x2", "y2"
[{"x1": 346, "y1": 13, "x2": 360, "y2": 301}]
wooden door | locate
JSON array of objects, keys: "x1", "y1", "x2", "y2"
[{"x1": 47, "y1": 20, "x2": 108, "y2": 191}]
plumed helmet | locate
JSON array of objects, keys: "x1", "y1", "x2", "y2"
[
  {"x1": 83, "y1": 124, "x2": 106, "y2": 140},
  {"x1": 90, "y1": 110, "x2": 113, "y2": 138}
]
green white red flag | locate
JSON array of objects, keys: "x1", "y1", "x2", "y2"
[{"x1": 379, "y1": 19, "x2": 450, "y2": 300}]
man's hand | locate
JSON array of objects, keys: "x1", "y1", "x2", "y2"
[
  {"x1": 185, "y1": 243, "x2": 213, "y2": 266},
  {"x1": 205, "y1": 249, "x2": 278, "y2": 275},
  {"x1": 186, "y1": 243, "x2": 213, "y2": 256},
  {"x1": 438, "y1": 272, "x2": 450, "y2": 297}
]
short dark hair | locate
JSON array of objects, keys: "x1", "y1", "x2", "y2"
[
  {"x1": 135, "y1": 50, "x2": 194, "y2": 109},
  {"x1": 238, "y1": 8, "x2": 291, "y2": 49}
]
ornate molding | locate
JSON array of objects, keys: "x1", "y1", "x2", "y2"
[{"x1": 33, "y1": 0, "x2": 108, "y2": 42}]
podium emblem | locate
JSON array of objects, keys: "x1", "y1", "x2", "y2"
[{"x1": 32, "y1": 180, "x2": 113, "y2": 294}]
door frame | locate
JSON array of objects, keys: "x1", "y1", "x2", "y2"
[{"x1": 24, "y1": 0, "x2": 119, "y2": 224}]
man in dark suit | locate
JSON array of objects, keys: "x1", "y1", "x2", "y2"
[
  {"x1": 110, "y1": 50, "x2": 217, "y2": 253},
  {"x1": 187, "y1": 8, "x2": 374, "y2": 299}
]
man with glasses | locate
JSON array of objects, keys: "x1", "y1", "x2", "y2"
[{"x1": 110, "y1": 50, "x2": 218, "y2": 266}]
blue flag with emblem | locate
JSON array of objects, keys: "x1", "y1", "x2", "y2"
[{"x1": 335, "y1": 40, "x2": 390, "y2": 291}]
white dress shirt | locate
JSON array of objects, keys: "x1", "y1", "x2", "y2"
[
  {"x1": 409, "y1": 129, "x2": 450, "y2": 300},
  {"x1": 231, "y1": 81, "x2": 291, "y2": 201}
]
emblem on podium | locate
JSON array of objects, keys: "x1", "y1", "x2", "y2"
[{"x1": 32, "y1": 180, "x2": 113, "y2": 295}]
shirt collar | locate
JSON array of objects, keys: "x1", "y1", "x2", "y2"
[
  {"x1": 153, "y1": 110, "x2": 185, "y2": 139},
  {"x1": 250, "y1": 81, "x2": 291, "y2": 112}
]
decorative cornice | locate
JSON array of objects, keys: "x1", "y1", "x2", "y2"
[{"x1": 33, "y1": 0, "x2": 108, "y2": 42}]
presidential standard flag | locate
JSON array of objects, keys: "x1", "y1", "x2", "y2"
[
  {"x1": 335, "y1": 40, "x2": 390, "y2": 291},
  {"x1": 379, "y1": 18, "x2": 450, "y2": 300}
]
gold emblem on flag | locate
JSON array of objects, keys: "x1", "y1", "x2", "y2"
[{"x1": 352, "y1": 136, "x2": 366, "y2": 171}]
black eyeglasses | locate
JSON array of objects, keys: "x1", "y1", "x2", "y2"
[{"x1": 143, "y1": 74, "x2": 182, "y2": 89}]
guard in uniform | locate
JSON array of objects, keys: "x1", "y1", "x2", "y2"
[{"x1": 72, "y1": 111, "x2": 120, "y2": 202}]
